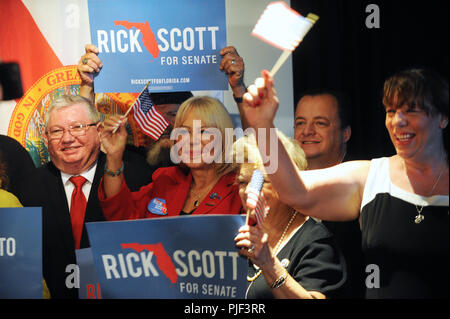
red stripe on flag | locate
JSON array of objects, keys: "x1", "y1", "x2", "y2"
[
  {"x1": 246, "y1": 190, "x2": 259, "y2": 209},
  {"x1": 132, "y1": 96, "x2": 169, "y2": 141},
  {"x1": 134, "y1": 109, "x2": 160, "y2": 140},
  {"x1": 0, "y1": 0, "x2": 62, "y2": 92},
  {"x1": 254, "y1": 192, "x2": 267, "y2": 226},
  {"x1": 135, "y1": 105, "x2": 165, "y2": 135},
  {"x1": 143, "y1": 107, "x2": 166, "y2": 132}
]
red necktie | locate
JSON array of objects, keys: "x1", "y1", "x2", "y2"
[{"x1": 69, "y1": 176, "x2": 87, "y2": 250}]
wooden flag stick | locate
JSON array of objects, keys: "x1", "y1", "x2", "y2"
[
  {"x1": 124, "y1": 80, "x2": 151, "y2": 117},
  {"x1": 112, "y1": 80, "x2": 151, "y2": 134},
  {"x1": 245, "y1": 208, "x2": 251, "y2": 225},
  {"x1": 269, "y1": 50, "x2": 291, "y2": 77},
  {"x1": 268, "y1": 14, "x2": 319, "y2": 77}
]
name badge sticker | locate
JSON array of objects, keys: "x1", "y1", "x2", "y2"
[{"x1": 147, "y1": 198, "x2": 168, "y2": 216}]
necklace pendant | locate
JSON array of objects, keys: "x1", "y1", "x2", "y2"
[
  {"x1": 194, "y1": 200, "x2": 200, "y2": 207},
  {"x1": 414, "y1": 213, "x2": 424, "y2": 224}
]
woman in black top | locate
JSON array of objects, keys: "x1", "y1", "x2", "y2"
[{"x1": 241, "y1": 68, "x2": 448, "y2": 298}]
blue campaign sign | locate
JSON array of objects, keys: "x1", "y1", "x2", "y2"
[
  {"x1": 76, "y1": 248, "x2": 102, "y2": 299},
  {"x1": 0, "y1": 207, "x2": 42, "y2": 298},
  {"x1": 88, "y1": 0, "x2": 228, "y2": 93},
  {"x1": 86, "y1": 215, "x2": 247, "y2": 298}
]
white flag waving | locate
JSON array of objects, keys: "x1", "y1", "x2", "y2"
[{"x1": 252, "y1": 1, "x2": 319, "y2": 52}]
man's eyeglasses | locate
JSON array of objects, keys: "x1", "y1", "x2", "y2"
[{"x1": 47, "y1": 123, "x2": 98, "y2": 140}]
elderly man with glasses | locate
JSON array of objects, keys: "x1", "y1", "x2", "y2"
[{"x1": 20, "y1": 95, "x2": 152, "y2": 298}]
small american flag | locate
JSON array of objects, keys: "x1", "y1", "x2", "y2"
[
  {"x1": 252, "y1": 2, "x2": 318, "y2": 52},
  {"x1": 132, "y1": 86, "x2": 169, "y2": 141},
  {"x1": 246, "y1": 169, "x2": 269, "y2": 226}
]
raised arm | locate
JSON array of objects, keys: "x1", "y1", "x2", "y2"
[
  {"x1": 99, "y1": 115, "x2": 128, "y2": 198},
  {"x1": 241, "y1": 70, "x2": 369, "y2": 221},
  {"x1": 77, "y1": 44, "x2": 102, "y2": 103},
  {"x1": 219, "y1": 46, "x2": 248, "y2": 128}
]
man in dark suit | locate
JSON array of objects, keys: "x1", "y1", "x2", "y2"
[
  {"x1": 20, "y1": 95, "x2": 153, "y2": 298},
  {"x1": 294, "y1": 90, "x2": 365, "y2": 298}
]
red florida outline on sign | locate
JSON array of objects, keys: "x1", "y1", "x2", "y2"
[
  {"x1": 121, "y1": 242, "x2": 177, "y2": 283},
  {"x1": 114, "y1": 20, "x2": 159, "y2": 58}
]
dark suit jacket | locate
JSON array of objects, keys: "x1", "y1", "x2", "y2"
[{"x1": 20, "y1": 151, "x2": 153, "y2": 298}]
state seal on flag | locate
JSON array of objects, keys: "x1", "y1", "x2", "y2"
[
  {"x1": 6, "y1": 65, "x2": 149, "y2": 167},
  {"x1": 7, "y1": 65, "x2": 82, "y2": 167}
]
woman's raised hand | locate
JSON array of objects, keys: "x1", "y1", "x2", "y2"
[{"x1": 242, "y1": 70, "x2": 279, "y2": 130}]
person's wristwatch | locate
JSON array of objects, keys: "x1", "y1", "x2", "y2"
[{"x1": 233, "y1": 94, "x2": 243, "y2": 103}]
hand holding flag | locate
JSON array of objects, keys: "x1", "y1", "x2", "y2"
[
  {"x1": 115, "y1": 81, "x2": 169, "y2": 141},
  {"x1": 100, "y1": 114, "x2": 128, "y2": 161}
]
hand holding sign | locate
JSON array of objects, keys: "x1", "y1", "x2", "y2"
[
  {"x1": 219, "y1": 46, "x2": 246, "y2": 96},
  {"x1": 77, "y1": 44, "x2": 102, "y2": 85}
]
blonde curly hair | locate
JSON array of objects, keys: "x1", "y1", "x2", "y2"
[{"x1": 232, "y1": 130, "x2": 307, "y2": 173}]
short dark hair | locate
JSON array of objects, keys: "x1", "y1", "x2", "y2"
[
  {"x1": 382, "y1": 68, "x2": 448, "y2": 118},
  {"x1": 151, "y1": 91, "x2": 193, "y2": 106},
  {"x1": 295, "y1": 89, "x2": 352, "y2": 129}
]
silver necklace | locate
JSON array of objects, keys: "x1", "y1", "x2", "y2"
[{"x1": 413, "y1": 164, "x2": 446, "y2": 224}]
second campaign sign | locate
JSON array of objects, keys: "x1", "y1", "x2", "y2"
[
  {"x1": 88, "y1": 0, "x2": 228, "y2": 93},
  {"x1": 86, "y1": 215, "x2": 248, "y2": 299}
]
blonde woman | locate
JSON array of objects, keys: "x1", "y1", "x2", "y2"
[
  {"x1": 234, "y1": 133, "x2": 347, "y2": 299},
  {"x1": 99, "y1": 96, "x2": 243, "y2": 218}
]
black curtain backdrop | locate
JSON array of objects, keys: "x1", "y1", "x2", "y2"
[{"x1": 290, "y1": 0, "x2": 448, "y2": 160}]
